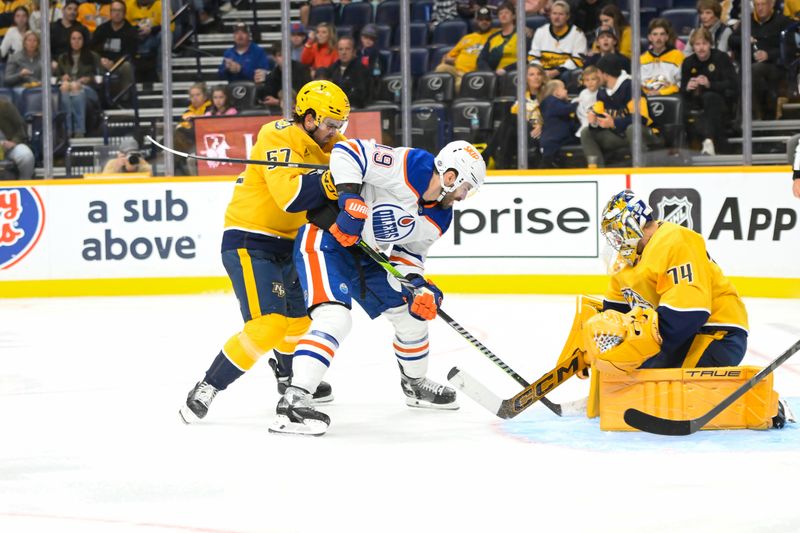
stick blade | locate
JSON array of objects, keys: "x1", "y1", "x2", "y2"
[
  {"x1": 447, "y1": 367, "x2": 503, "y2": 416},
  {"x1": 623, "y1": 408, "x2": 694, "y2": 436}
]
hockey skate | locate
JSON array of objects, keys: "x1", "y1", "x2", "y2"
[
  {"x1": 269, "y1": 386, "x2": 330, "y2": 436},
  {"x1": 179, "y1": 381, "x2": 219, "y2": 424},
  {"x1": 772, "y1": 398, "x2": 797, "y2": 429},
  {"x1": 268, "y1": 357, "x2": 334, "y2": 404},
  {"x1": 401, "y1": 369, "x2": 459, "y2": 410}
]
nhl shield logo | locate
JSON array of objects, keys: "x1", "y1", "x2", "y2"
[
  {"x1": 0, "y1": 187, "x2": 45, "y2": 269},
  {"x1": 649, "y1": 188, "x2": 702, "y2": 234}
]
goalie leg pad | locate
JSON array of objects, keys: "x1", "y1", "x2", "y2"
[
  {"x1": 597, "y1": 366, "x2": 779, "y2": 431},
  {"x1": 554, "y1": 296, "x2": 603, "y2": 377},
  {"x1": 584, "y1": 307, "x2": 662, "y2": 375}
]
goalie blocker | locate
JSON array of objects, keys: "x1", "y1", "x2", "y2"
[{"x1": 572, "y1": 298, "x2": 784, "y2": 431}]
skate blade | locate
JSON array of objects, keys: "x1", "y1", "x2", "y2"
[
  {"x1": 405, "y1": 397, "x2": 460, "y2": 410},
  {"x1": 268, "y1": 414, "x2": 328, "y2": 436},
  {"x1": 178, "y1": 405, "x2": 202, "y2": 424},
  {"x1": 311, "y1": 393, "x2": 334, "y2": 405}
]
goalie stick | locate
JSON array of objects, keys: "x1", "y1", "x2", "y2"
[
  {"x1": 623, "y1": 338, "x2": 800, "y2": 436},
  {"x1": 356, "y1": 241, "x2": 563, "y2": 416},
  {"x1": 447, "y1": 347, "x2": 586, "y2": 419},
  {"x1": 146, "y1": 135, "x2": 328, "y2": 170}
]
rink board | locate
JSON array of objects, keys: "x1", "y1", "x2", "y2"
[{"x1": 1, "y1": 167, "x2": 798, "y2": 297}]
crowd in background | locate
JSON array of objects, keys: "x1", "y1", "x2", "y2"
[{"x1": 1, "y1": 0, "x2": 799, "y2": 178}]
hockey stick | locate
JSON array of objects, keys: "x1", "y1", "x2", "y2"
[
  {"x1": 447, "y1": 348, "x2": 586, "y2": 419},
  {"x1": 623, "y1": 338, "x2": 800, "y2": 435},
  {"x1": 356, "y1": 241, "x2": 562, "y2": 416},
  {"x1": 146, "y1": 135, "x2": 329, "y2": 170}
]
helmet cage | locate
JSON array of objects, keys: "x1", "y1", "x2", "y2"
[{"x1": 600, "y1": 190, "x2": 652, "y2": 266}]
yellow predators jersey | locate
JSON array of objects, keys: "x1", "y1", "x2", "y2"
[
  {"x1": 605, "y1": 222, "x2": 748, "y2": 333},
  {"x1": 640, "y1": 47, "x2": 684, "y2": 95},
  {"x1": 222, "y1": 119, "x2": 344, "y2": 250},
  {"x1": 447, "y1": 31, "x2": 492, "y2": 73}
]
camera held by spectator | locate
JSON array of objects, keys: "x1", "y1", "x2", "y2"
[{"x1": 102, "y1": 137, "x2": 153, "y2": 176}]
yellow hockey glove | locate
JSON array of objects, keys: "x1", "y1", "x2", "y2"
[
  {"x1": 320, "y1": 170, "x2": 338, "y2": 201},
  {"x1": 583, "y1": 307, "x2": 662, "y2": 375}
]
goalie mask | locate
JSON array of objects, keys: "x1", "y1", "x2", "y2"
[
  {"x1": 434, "y1": 141, "x2": 486, "y2": 202},
  {"x1": 600, "y1": 190, "x2": 653, "y2": 267}
]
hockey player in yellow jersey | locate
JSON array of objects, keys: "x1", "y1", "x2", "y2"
[
  {"x1": 180, "y1": 81, "x2": 350, "y2": 423},
  {"x1": 586, "y1": 189, "x2": 748, "y2": 374}
]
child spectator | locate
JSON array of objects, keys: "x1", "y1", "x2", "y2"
[
  {"x1": 539, "y1": 79, "x2": 578, "y2": 167},
  {"x1": 573, "y1": 65, "x2": 600, "y2": 137},
  {"x1": 205, "y1": 85, "x2": 238, "y2": 116}
]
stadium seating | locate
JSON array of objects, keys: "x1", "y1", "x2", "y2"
[
  {"x1": 227, "y1": 81, "x2": 258, "y2": 111},
  {"x1": 648, "y1": 95, "x2": 685, "y2": 149},
  {"x1": 432, "y1": 20, "x2": 468, "y2": 46},
  {"x1": 428, "y1": 45, "x2": 453, "y2": 68},
  {"x1": 339, "y1": 2, "x2": 373, "y2": 31},
  {"x1": 415, "y1": 72, "x2": 456, "y2": 103},
  {"x1": 375, "y1": 1, "x2": 400, "y2": 26},
  {"x1": 660, "y1": 9, "x2": 697, "y2": 38},
  {"x1": 410, "y1": 102, "x2": 450, "y2": 153},
  {"x1": 459, "y1": 71, "x2": 497, "y2": 100},
  {"x1": 392, "y1": 22, "x2": 429, "y2": 47},
  {"x1": 451, "y1": 100, "x2": 493, "y2": 144},
  {"x1": 497, "y1": 71, "x2": 519, "y2": 97},
  {"x1": 411, "y1": 1, "x2": 433, "y2": 22},
  {"x1": 308, "y1": 3, "x2": 337, "y2": 26}
]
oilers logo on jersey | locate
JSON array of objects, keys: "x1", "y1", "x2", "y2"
[
  {"x1": 373, "y1": 204, "x2": 417, "y2": 242},
  {"x1": 621, "y1": 287, "x2": 653, "y2": 310}
]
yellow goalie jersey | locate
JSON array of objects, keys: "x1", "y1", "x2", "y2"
[
  {"x1": 604, "y1": 222, "x2": 748, "y2": 363},
  {"x1": 222, "y1": 119, "x2": 344, "y2": 251}
]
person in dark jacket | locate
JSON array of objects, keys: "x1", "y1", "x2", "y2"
[
  {"x1": 681, "y1": 27, "x2": 738, "y2": 155},
  {"x1": 50, "y1": 0, "x2": 90, "y2": 58},
  {"x1": 327, "y1": 35, "x2": 371, "y2": 109},
  {"x1": 539, "y1": 79, "x2": 578, "y2": 167},
  {"x1": 258, "y1": 43, "x2": 312, "y2": 111},
  {"x1": 91, "y1": 0, "x2": 138, "y2": 104},
  {"x1": 730, "y1": 0, "x2": 791, "y2": 119}
]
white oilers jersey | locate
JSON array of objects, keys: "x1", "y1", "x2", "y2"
[{"x1": 329, "y1": 139, "x2": 453, "y2": 275}]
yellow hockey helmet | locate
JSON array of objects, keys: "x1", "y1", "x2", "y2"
[
  {"x1": 600, "y1": 189, "x2": 653, "y2": 267},
  {"x1": 295, "y1": 81, "x2": 351, "y2": 127}
]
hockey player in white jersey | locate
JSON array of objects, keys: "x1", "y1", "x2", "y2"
[{"x1": 269, "y1": 140, "x2": 486, "y2": 435}]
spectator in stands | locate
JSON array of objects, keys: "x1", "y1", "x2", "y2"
[
  {"x1": 0, "y1": 0, "x2": 31, "y2": 38},
  {"x1": 301, "y1": 21, "x2": 338, "y2": 78},
  {"x1": 357, "y1": 23, "x2": 380, "y2": 76},
  {"x1": 580, "y1": 55, "x2": 661, "y2": 167},
  {"x1": 592, "y1": 4, "x2": 631, "y2": 58},
  {"x1": 328, "y1": 35, "x2": 370, "y2": 108},
  {"x1": 0, "y1": 97, "x2": 34, "y2": 180},
  {"x1": 585, "y1": 27, "x2": 631, "y2": 73},
  {"x1": 684, "y1": 0, "x2": 733, "y2": 55},
  {"x1": 0, "y1": 6, "x2": 27, "y2": 60},
  {"x1": 218, "y1": 22, "x2": 273, "y2": 83},
  {"x1": 51, "y1": 1, "x2": 90, "y2": 58},
  {"x1": 681, "y1": 27, "x2": 737, "y2": 155},
  {"x1": 435, "y1": 7, "x2": 493, "y2": 92},
  {"x1": 641, "y1": 18, "x2": 683, "y2": 96},
  {"x1": 573, "y1": 65, "x2": 600, "y2": 137},
  {"x1": 574, "y1": 0, "x2": 613, "y2": 36},
  {"x1": 125, "y1": 0, "x2": 164, "y2": 79},
  {"x1": 205, "y1": 85, "x2": 238, "y2": 116},
  {"x1": 77, "y1": 1, "x2": 110, "y2": 33},
  {"x1": 174, "y1": 82, "x2": 210, "y2": 174},
  {"x1": 290, "y1": 22, "x2": 306, "y2": 62},
  {"x1": 102, "y1": 137, "x2": 153, "y2": 175},
  {"x1": 529, "y1": 0, "x2": 587, "y2": 83},
  {"x1": 482, "y1": 63, "x2": 547, "y2": 169},
  {"x1": 539, "y1": 79, "x2": 578, "y2": 167},
  {"x1": 55, "y1": 27, "x2": 102, "y2": 138},
  {"x1": 477, "y1": 1, "x2": 519, "y2": 76},
  {"x1": 731, "y1": 0, "x2": 791, "y2": 119},
  {"x1": 91, "y1": 0, "x2": 138, "y2": 101},
  {"x1": 258, "y1": 43, "x2": 311, "y2": 111},
  {"x1": 5, "y1": 30, "x2": 42, "y2": 98}
]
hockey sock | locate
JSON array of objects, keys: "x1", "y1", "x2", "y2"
[
  {"x1": 204, "y1": 351, "x2": 245, "y2": 391},
  {"x1": 394, "y1": 335, "x2": 429, "y2": 379},
  {"x1": 273, "y1": 350, "x2": 293, "y2": 378}
]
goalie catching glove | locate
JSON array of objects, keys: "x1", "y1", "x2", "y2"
[
  {"x1": 402, "y1": 274, "x2": 443, "y2": 321},
  {"x1": 330, "y1": 192, "x2": 368, "y2": 247},
  {"x1": 583, "y1": 307, "x2": 662, "y2": 374}
]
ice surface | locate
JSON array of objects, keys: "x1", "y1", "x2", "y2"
[{"x1": 1, "y1": 294, "x2": 798, "y2": 533}]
